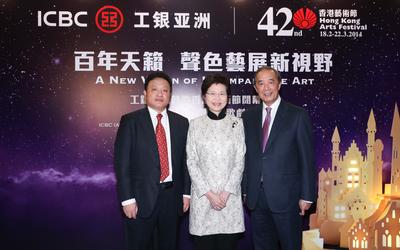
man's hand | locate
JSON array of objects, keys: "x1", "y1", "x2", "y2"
[
  {"x1": 123, "y1": 203, "x2": 138, "y2": 219},
  {"x1": 219, "y1": 191, "x2": 231, "y2": 205},
  {"x1": 205, "y1": 191, "x2": 226, "y2": 211},
  {"x1": 299, "y1": 199, "x2": 311, "y2": 216},
  {"x1": 183, "y1": 197, "x2": 190, "y2": 213}
]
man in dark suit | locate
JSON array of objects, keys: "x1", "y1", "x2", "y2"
[
  {"x1": 114, "y1": 72, "x2": 190, "y2": 250},
  {"x1": 242, "y1": 66, "x2": 317, "y2": 250}
]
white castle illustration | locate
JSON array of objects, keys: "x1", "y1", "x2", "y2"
[{"x1": 303, "y1": 103, "x2": 400, "y2": 250}]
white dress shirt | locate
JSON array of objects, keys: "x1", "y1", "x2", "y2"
[{"x1": 261, "y1": 95, "x2": 281, "y2": 133}]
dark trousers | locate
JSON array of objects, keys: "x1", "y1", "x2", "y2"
[
  {"x1": 193, "y1": 233, "x2": 239, "y2": 250},
  {"x1": 124, "y1": 186, "x2": 178, "y2": 250},
  {"x1": 251, "y1": 187, "x2": 302, "y2": 250}
]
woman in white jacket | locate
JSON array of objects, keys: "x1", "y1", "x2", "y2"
[{"x1": 186, "y1": 74, "x2": 246, "y2": 250}]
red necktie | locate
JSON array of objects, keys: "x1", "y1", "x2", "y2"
[
  {"x1": 261, "y1": 107, "x2": 272, "y2": 152},
  {"x1": 156, "y1": 114, "x2": 169, "y2": 181}
]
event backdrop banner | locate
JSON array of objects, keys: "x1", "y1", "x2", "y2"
[{"x1": 1, "y1": 0, "x2": 399, "y2": 249}]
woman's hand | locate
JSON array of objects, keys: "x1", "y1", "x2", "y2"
[
  {"x1": 219, "y1": 191, "x2": 231, "y2": 205},
  {"x1": 205, "y1": 191, "x2": 226, "y2": 210}
]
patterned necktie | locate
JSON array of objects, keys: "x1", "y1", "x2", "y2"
[
  {"x1": 156, "y1": 114, "x2": 169, "y2": 181},
  {"x1": 261, "y1": 107, "x2": 272, "y2": 152}
]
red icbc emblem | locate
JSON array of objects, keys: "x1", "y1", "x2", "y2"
[
  {"x1": 95, "y1": 5, "x2": 124, "y2": 34},
  {"x1": 293, "y1": 7, "x2": 317, "y2": 30}
]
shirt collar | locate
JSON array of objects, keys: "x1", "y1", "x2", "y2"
[{"x1": 147, "y1": 106, "x2": 168, "y2": 119}]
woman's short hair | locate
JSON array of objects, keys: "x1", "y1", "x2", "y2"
[{"x1": 201, "y1": 74, "x2": 230, "y2": 96}]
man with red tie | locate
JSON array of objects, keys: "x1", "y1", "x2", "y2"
[
  {"x1": 242, "y1": 66, "x2": 317, "y2": 250},
  {"x1": 114, "y1": 72, "x2": 190, "y2": 250}
]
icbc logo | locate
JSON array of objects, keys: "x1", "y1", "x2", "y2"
[
  {"x1": 95, "y1": 5, "x2": 124, "y2": 34},
  {"x1": 257, "y1": 7, "x2": 317, "y2": 36},
  {"x1": 37, "y1": 11, "x2": 88, "y2": 27}
]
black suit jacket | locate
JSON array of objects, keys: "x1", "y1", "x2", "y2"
[
  {"x1": 114, "y1": 108, "x2": 190, "y2": 218},
  {"x1": 242, "y1": 100, "x2": 317, "y2": 213}
]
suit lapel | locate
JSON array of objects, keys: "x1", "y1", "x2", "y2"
[
  {"x1": 140, "y1": 108, "x2": 159, "y2": 163},
  {"x1": 265, "y1": 100, "x2": 287, "y2": 153},
  {"x1": 167, "y1": 111, "x2": 176, "y2": 171},
  {"x1": 253, "y1": 104, "x2": 263, "y2": 153}
]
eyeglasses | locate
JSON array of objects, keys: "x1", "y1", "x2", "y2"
[{"x1": 206, "y1": 92, "x2": 227, "y2": 98}]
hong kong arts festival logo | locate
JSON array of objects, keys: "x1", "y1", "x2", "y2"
[{"x1": 293, "y1": 7, "x2": 317, "y2": 30}]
